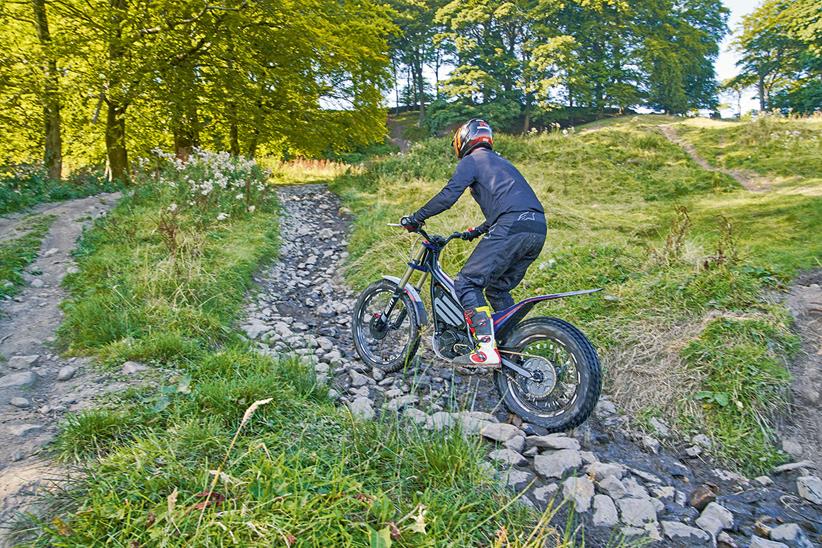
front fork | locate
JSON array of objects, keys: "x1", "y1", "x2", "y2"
[{"x1": 378, "y1": 245, "x2": 427, "y2": 327}]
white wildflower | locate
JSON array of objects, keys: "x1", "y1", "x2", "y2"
[
  {"x1": 167, "y1": 203, "x2": 178, "y2": 213},
  {"x1": 235, "y1": 193, "x2": 244, "y2": 200},
  {"x1": 247, "y1": 205, "x2": 256, "y2": 213},
  {"x1": 216, "y1": 212, "x2": 229, "y2": 221}
]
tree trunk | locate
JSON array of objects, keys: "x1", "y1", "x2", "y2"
[
  {"x1": 105, "y1": 102, "x2": 128, "y2": 182},
  {"x1": 32, "y1": 0, "x2": 62, "y2": 180},
  {"x1": 415, "y1": 57, "x2": 425, "y2": 124},
  {"x1": 106, "y1": 0, "x2": 129, "y2": 182},
  {"x1": 757, "y1": 73, "x2": 766, "y2": 112},
  {"x1": 229, "y1": 109, "x2": 240, "y2": 157}
]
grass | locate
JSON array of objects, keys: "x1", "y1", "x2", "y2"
[
  {"x1": 0, "y1": 167, "x2": 118, "y2": 215},
  {"x1": 331, "y1": 115, "x2": 822, "y2": 473},
  {"x1": 0, "y1": 214, "x2": 55, "y2": 299},
  {"x1": 19, "y1": 154, "x2": 563, "y2": 546}
]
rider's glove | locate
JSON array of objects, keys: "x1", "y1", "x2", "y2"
[
  {"x1": 461, "y1": 226, "x2": 484, "y2": 241},
  {"x1": 400, "y1": 214, "x2": 422, "y2": 232}
]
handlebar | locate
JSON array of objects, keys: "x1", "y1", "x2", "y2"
[{"x1": 387, "y1": 223, "x2": 464, "y2": 249}]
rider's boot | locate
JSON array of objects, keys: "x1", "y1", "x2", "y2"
[{"x1": 455, "y1": 306, "x2": 501, "y2": 367}]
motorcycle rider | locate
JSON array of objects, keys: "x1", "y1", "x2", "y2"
[{"x1": 401, "y1": 119, "x2": 546, "y2": 367}]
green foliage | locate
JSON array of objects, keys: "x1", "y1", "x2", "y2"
[
  {"x1": 0, "y1": 214, "x2": 55, "y2": 298},
  {"x1": 0, "y1": 167, "x2": 116, "y2": 215},
  {"x1": 0, "y1": 0, "x2": 394, "y2": 180},
  {"x1": 331, "y1": 118, "x2": 821, "y2": 471},
  {"x1": 683, "y1": 315, "x2": 797, "y2": 473},
  {"x1": 389, "y1": 0, "x2": 729, "y2": 128}
]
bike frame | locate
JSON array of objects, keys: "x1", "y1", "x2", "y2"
[{"x1": 381, "y1": 228, "x2": 601, "y2": 377}]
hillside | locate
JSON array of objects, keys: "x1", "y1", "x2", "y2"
[{"x1": 332, "y1": 115, "x2": 822, "y2": 472}]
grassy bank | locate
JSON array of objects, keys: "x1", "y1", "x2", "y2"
[
  {"x1": 331, "y1": 118, "x2": 821, "y2": 473},
  {"x1": 0, "y1": 214, "x2": 55, "y2": 299},
  {"x1": 20, "y1": 151, "x2": 550, "y2": 546}
]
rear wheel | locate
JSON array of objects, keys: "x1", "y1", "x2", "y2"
[
  {"x1": 495, "y1": 317, "x2": 601, "y2": 432},
  {"x1": 352, "y1": 280, "x2": 420, "y2": 373}
]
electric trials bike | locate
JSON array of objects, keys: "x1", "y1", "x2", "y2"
[{"x1": 351, "y1": 224, "x2": 603, "y2": 431}]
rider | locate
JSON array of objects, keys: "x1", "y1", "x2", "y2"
[{"x1": 401, "y1": 119, "x2": 546, "y2": 367}]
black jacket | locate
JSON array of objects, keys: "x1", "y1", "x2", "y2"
[{"x1": 413, "y1": 147, "x2": 544, "y2": 233}]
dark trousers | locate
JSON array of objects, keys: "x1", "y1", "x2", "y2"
[{"x1": 454, "y1": 212, "x2": 546, "y2": 311}]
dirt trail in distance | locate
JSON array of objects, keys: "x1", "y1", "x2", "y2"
[
  {"x1": 0, "y1": 193, "x2": 135, "y2": 544},
  {"x1": 658, "y1": 124, "x2": 772, "y2": 192}
]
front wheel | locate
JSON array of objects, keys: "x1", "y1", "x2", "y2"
[
  {"x1": 352, "y1": 280, "x2": 420, "y2": 373},
  {"x1": 495, "y1": 317, "x2": 601, "y2": 432}
]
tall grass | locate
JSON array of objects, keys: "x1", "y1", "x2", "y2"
[
  {"x1": 0, "y1": 214, "x2": 55, "y2": 298},
  {"x1": 331, "y1": 118, "x2": 821, "y2": 473}
]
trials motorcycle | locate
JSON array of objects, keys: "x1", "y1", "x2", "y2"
[{"x1": 351, "y1": 224, "x2": 602, "y2": 431}]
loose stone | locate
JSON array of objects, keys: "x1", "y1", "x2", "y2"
[
  {"x1": 562, "y1": 476, "x2": 595, "y2": 512},
  {"x1": 796, "y1": 476, "x2": 822, "y2": 504},
  {"x1": 661, "y1": 520, "x2": 710, "y2": 542},
  {"x1": 533, "y1": 449, "x2": 582, "y2": 479},
  {"x1": 592, "y1": 494, "x2": 618, "y2": 526}
]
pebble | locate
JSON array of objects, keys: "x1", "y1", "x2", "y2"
[
  {"x1": 696, "y1": 502, "x2": 734, "y2": 536},
  {"x1": 10, "y1": 397, "x2": 31, "y2": 408},
  {"x1": 661, "y1": 520, "x2": 710, "y2": 542},
  {"x1": 347, "y1": 397, "x2": 374, "y2": 421},
  {"x1": 526, "y1": 434, "x2": 580, "y2": 451},
  {"x1": 562, "y1": 476, "x2": 595, "y2": 512},
  {"x1": 57, "y1": 366, "x2": 77, "y2": 381},
  {"x1": 598, "y1": 475, "x2": 627, "y2": 499},
  {"x1": 8, "y1": 355, "x2": 41, "y2": 370},
  {"x1": 500, "y1": 468, "x2": 534, "y2": 491},
  {"x1": 689, "y1": 484, "x2": 717, "y2": 511},
  {"x1": 617, "y1": 497, "x2": 658, "y2": 527},
  {"x1": 480, "y1": 423, "x2": 524, "y2": 443},
  {"x1": 796, "y1": 475, "x2": 822, "y2": 504},
  {"x1": 532, "y1": 483, "x2": 559, "y2": 504},
  {"x1": 533, "y1": 449, "x2": 582, "y2": 479},
  {"x1": 121, "y1": 361, "x2": 147, "y2": 375},
  {"x1": 586, "y1": 461, "x2": 626, "y2": 481},
  {"x1": 770, "y1": 523, "x2": 812, "y2": 548},
  {"x1": 7, "y1": 423, "x2": 44, "y2": 437},
  {"x1": 749, "y1": 537, "x2": 788, "y2": 548},
  {"x1": 488, "y1": 449, "x2": 528, "y2": 467},
  {"x1": 384, "y1": 395, "x2": 418, "y2": 412},
  {"x1": 592, "y1": 494, "x2": 618, "y2": 526},
  {"x1": 0, "y1": 371, "x2": 38, "y2": 388}
]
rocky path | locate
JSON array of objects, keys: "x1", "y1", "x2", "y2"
[
  {"x1": 0, "y1": 193, "x2": 134, "y2": 541},
  {"x1": 782, "y1": 271, "x2": 822, "y2": 473},
  {"x1": 242, "y1": 184, "x2": 822, "y2": 548}
]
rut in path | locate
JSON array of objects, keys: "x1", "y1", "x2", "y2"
[
  {"x1": 0, "y1": 193, "x2": 129, "y2": 542},
  {"x1": 242, "y1": 184, "x2": 822, "y2": 548}
]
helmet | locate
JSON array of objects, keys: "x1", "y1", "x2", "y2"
[{"x1": 452, "y1": 119, "x2": 493, "y2": 159}]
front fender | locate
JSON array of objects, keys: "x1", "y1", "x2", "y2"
[{"x1": 383, "y1": 276, "x2": 428, "y2": 326}]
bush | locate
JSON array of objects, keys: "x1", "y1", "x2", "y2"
[{"x1": 0, "y1": 164, "x2": 117, "y2": 214}]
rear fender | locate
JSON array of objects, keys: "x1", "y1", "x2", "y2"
[
  {"x1": 383, "y1": 276, "x2": 429, "y2": 326},
  {"x1": 493, "y1": 288, "x2": 601, "y2": 341}
]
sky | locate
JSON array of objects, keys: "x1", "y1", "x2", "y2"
[{"x1": 716, "y1": 0, "x2": 760, "y2": 116}]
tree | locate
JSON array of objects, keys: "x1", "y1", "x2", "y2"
[{"x1": 735, "y1": 0, "x2": 821, "y2": 113}]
